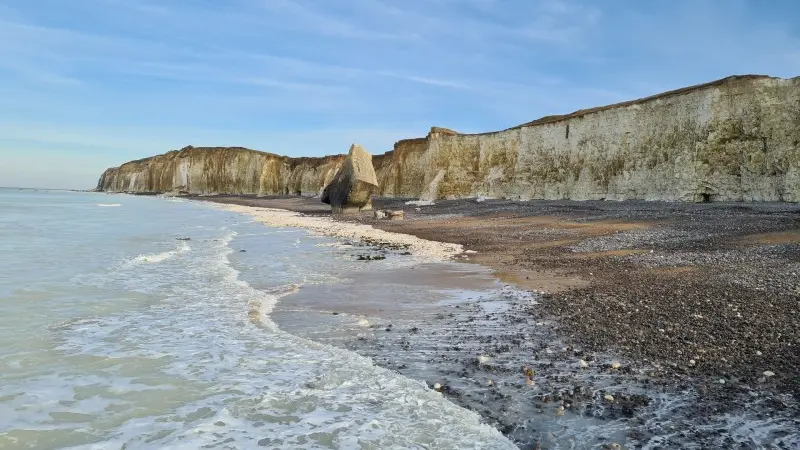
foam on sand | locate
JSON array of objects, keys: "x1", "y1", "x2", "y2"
[{"x1": 217, "y1": 204, "x2": 463, "y2": 261}]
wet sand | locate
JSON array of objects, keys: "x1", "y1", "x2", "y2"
[
  {"x1": 271, "y1": 261, "x2": 653, "y2": 448},
  {"x1": 198, "y1": 194, "x2": 800, "y2": 448}
]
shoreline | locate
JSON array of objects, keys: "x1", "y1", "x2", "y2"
[
  {"x1": 215, "y1": 203, "x2": 463, "y2": 262},
  {"x1": 198, "y1": 195, "x2": 800, "y2": 447},
  {"x1": 202, "y1": 196, "x2": 800, "y2": 392}
]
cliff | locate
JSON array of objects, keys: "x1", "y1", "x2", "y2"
[
  {"x1": 98, "y1": 75, "x2": 800, "y2": 202},
  {"x1": 375, "y1": 75, "x2": 800, "y2": 202},
  {"x1": 97, "y1": 146, "x2": 345, "y2": 196}
]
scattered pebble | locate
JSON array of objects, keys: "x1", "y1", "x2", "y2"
[
  {"x1": 763, "y1": 371, "x2": 775, "y2": 378},
  {"x1": 579, "y1": 359, "x2": 589, "y2": 368},
  {"x1": 433, "y1": 383, "x2": 442, "y2": 391},
  {"x1": 604, "y1": 394, "x2": 615, "y2": 402},
  {"x1": 228, "y1": 199, "x2": 800, "y2": 446},
  {"x1": 610, "y1": 361, "x2": 621, "y2": 369}
]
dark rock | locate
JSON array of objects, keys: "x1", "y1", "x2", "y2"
[{"x1": 321, "y1": 144, "x2": 378, "y2": 214}]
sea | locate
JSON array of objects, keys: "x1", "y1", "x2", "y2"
[
  {"x1": 0, "y1": 189, "x2": 515, "y2": 449},
  {"x1": 3, "y1": 188, "x2": 798, "y2": 450}
]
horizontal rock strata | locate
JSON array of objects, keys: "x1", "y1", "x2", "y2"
[
  {"x1": 97, "y1": 146, "x2": 344, "y2": 196},
  {"x1": 98, "y1": 75, "x2": 800, "y2": 202}
]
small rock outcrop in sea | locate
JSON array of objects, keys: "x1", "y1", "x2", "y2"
[{"x1": 321, "y1": 144, "x2": 379, "y2": 214}]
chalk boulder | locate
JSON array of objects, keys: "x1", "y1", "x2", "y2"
[
  {"x1": 387, "y1": 210, "x2": 405, "y2": 220},
  {"x1": 321, "y1": 144, "x2": 379, "y2": 213}
]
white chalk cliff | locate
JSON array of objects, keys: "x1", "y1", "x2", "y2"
[{"x1": 99, "y1": 75, "x2": 800, "y2": 202}]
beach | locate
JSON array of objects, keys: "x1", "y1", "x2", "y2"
[
  {"x1": 204, "y1": 195, "x2": 800, "y2": 448},
  {"x1": 2, "y1": 190, "x2": 525, "y2": 450}
]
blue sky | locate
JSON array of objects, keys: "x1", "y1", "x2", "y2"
[{"x1": 1, "y1": 0, "x2": 798, "y2": 189}]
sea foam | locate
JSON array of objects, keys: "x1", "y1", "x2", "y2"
[{"x1": 130, "y1": 241, "x2": 191, "y2": 264}]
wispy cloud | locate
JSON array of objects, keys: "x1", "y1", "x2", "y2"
[
  {"x1": 238, "y1": 77, "x2": 344, "y2": 91},
  {"x1": 0, "y1": 120, "x2": 424, "y2": 166},
  {"x1": 0, "y1": 58, "x2": 82, "y2": 86},
  {"x1": 392, "y1": 75, "x2": 472, "y2": 89},
  {"x1": 1, "y1": 0, "x2": 799, "y2": 188},
  {"x1": 514, "y1": 0, "x2": 602, "y2": 45},
  {"x1": 252, "y1": 0, "x2": 419, "y2": 41}
]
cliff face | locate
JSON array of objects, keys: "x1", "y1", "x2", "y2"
[
  {"x1": 375, "y1": 75, "x2": 800, "y2": 202},
  {"x1": 97, "y1": 146, "x2": 344, "y2": 196},
  {"x1": 98, "y1": 75, "x2": 800, "y2": 202}
]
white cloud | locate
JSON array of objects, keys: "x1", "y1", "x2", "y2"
[{"x1": 1, "y1": 0, "x2": 799, "y2": 190}]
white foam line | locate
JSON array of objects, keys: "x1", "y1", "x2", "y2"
[
  {"x1": 215, "y1": 205, "x2": 463, "y2": 262},
  {"x1": 129, "y1": 241, "x2": 191, "y2": 264}
]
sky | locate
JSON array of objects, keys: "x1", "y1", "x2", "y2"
[{"x1": 1, "y1": 0, "x2": 799, "y2": 189}]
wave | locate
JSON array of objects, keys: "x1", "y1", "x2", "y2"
[
  {"x1": 210, "y1": 230, "x2": 517, "y2": 448},
  {"x1": 247, "y1": 284, "x2": 300, "y2": 330},
  {"x1": 96, "y1": 203, "x2": 121, "y2": 207},
  {"x1": 129, "y1": 241, "x2": 191, "y2": 264},
  {"x1": 48, "y1": 316, "x2": 102, "y2": 331}
]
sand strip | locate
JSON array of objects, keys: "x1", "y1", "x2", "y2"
[{"x1": 215, "y1": 204, "x2": 463, "y2": 262}]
